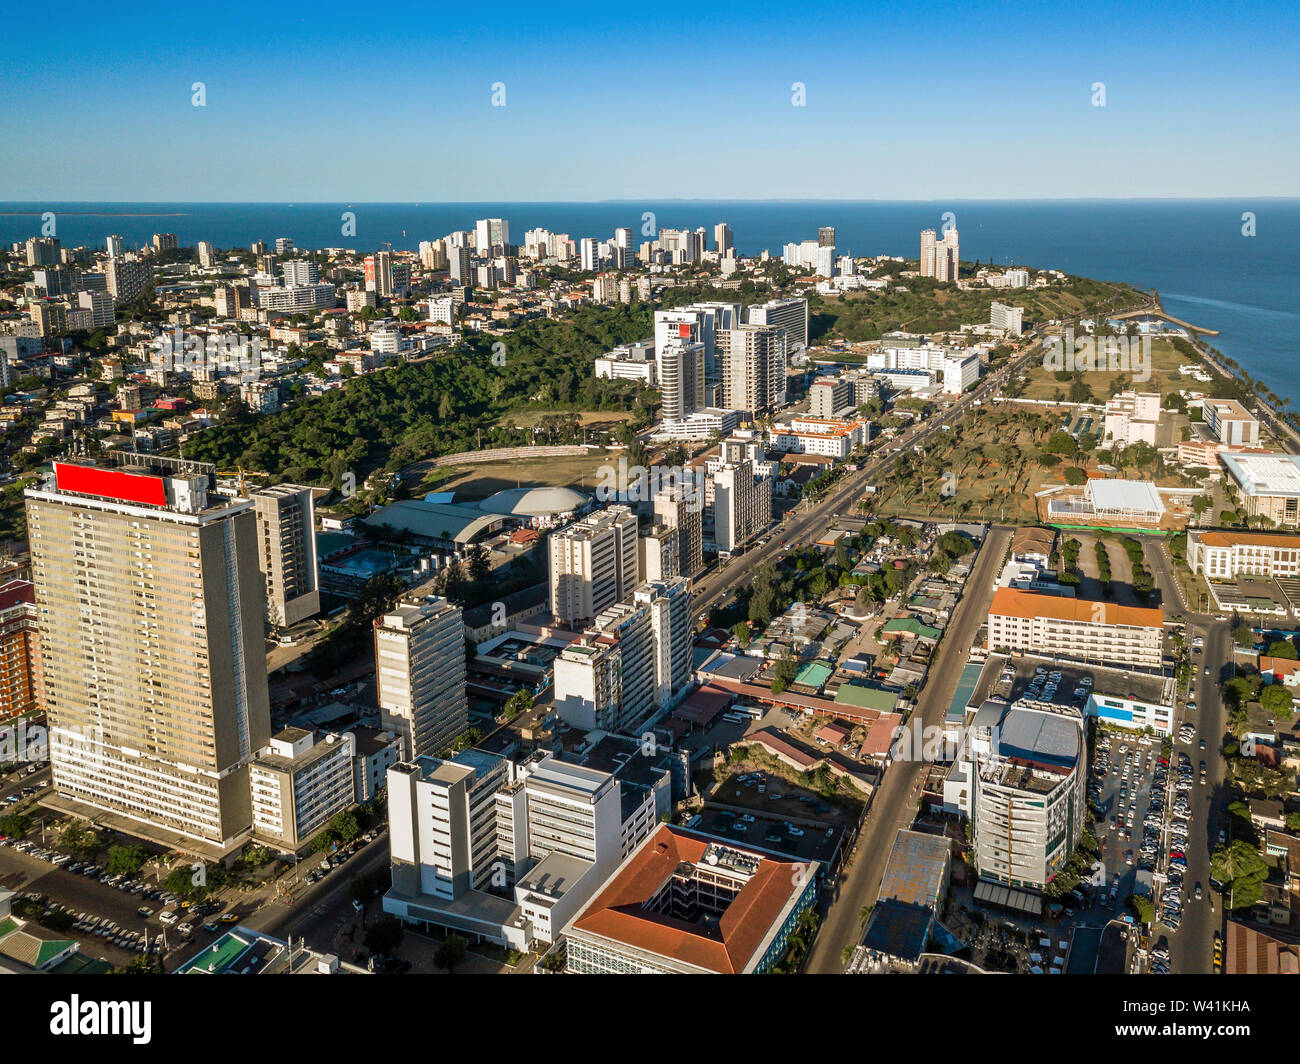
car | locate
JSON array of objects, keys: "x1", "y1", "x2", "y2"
[
  {"x1": 203, "y1": 921, "x2": 220, "y2": 933},
  {"x1": 352, "y1": 899, "x2": 365, "y2": 913},
  {"x1": 177, "y1": 922, "x2": 194, "y2": 937},
  {"x1": 1195, "y1": 883, "x2": 1203, "y2": 900},
  {"x1": 219, "y1": 913, "x2": 239, "y2": 923},
  {"x1": 158, "y1": 910, "x2": 178, "y2": 926},
  {"x1": 136, "y1": 906, "x2": 153, "y2": 917}
]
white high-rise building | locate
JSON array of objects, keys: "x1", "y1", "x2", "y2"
[
  {"x1": 657, "y1": 340, "x2": 706, "y2": 423},
  {"x1": 714, "y1": 222, "x2": 733, "y2": 255},
  {"x1": 281, "y1": 259, "x2": 320, "y2": 286},
  {"x1": 746, "y1": 297, "x2": 808, "y2": 350},
  {"x1": 711, "y1": 435, "x2": 772, "y2": 554},
  {"x1": 920, "y1": 227, "x2": 960, "y2": 281},
  {"x1": 475, "y1": 218, "x2": 510, "y2": 254},
  {"x1": 653, "y1": 483, "x2": 704, "y2": 579},
  {"x1": 374, "y1": 595, "x2": 469, "y2": 759},
  {"x1": 251, "y1": 484, "x2": 320, "y2": 628},
  {"x1": 635, "y1": 579, "x2": 692, "y2": 711},
  {"x1": 989, "y1": 300, "x2": 1024, "y2": 337},
  {"x1": 549, "y1": 507, "x2": 639, "y2": 626}
]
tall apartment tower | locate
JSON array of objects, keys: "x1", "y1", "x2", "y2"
[
  {"x1": 374, "y1": 594, "x2": 468, "y2": 760},
  {"x1": 25, "y1": 455, "x2": 272, "y2": 851},
  {"x1": 635, "y1": 578, "x2": 693, "y2": 711},
  {"x1": 474, "y1": 218, "x2": 510, "y2": 254},
  {"x1": 720, "y1": 324, "x2": 789, "y2": 418},
  {"x1": 818, "y1": 226, "x2": 836, "y2": 247},
  {"x1": 714, "y1": 223, "x2": 734, "y2": 255},
  {"x1": 251, "y1": 484, "x2": 320, "y2": 628},
  {"x1": 448, "y1": 245, "x2": 472, "y2": 284},
  {"x1": 712, "y1": 436, "x2": 772, "y2": 553},
  {"x1": 0, "y1": 579, "x2": 41, "y2": 722},
  {"x1": 746, "y1": 297, "x2": 808, "y2": 350},
  {"x1": 657, "y1": 340, "x2": 706, "y2": 423},
  {"x1": 549, "y1": 507, "x2": 639, "y2": 626},
  {"x1": 920, "y1": 228, "x2": 959, "y2": 281},
  {"x1": 653, "y1": 483, "x2": 704, "y2": 579}
]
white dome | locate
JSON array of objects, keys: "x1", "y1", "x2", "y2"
[{"x1": 479, "y1": 486, "x2": 589, "y2": 518}]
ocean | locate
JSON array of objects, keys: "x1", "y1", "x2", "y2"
[{"x1": 2, "y1": 199, "x2": 1297, "y2": 402}]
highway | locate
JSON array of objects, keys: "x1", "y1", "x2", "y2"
[{"x1": 803, "y1": 525, "x2": 1013, "y2": 973}]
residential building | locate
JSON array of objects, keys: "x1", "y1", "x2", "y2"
[
  {"x1": 1103, "y1": 391, "x2": 1162, "y2": 447},
  {"x1": 808, "y1": 376, "x2": 855, "y2": 418},
  {"x1": 720, "y1": 323, "x2": 788, "y2": 417},
  {"x1": 989, "y1": 300, "x2": 1024, "y2": 337},
  {"x1": 712, "y1": 435, "x2": 772, "y2": 554},
  {"x1": 653, "y1": 482, "x2": 704, "y2": 579},
  {"x1": 966, "y1": 701, "x2": 1086, "y2": 892},
  {"x1": 249, "y1": 728, "x2": 356, "y2": 851},
  {"x1": 374, "y1": 595, "x2": 468, "y2": 759},
  {"x1": 745, "y1": 297, "x2": 808, "y2": 350},
  {"x1": 105, "y1": 256, "x2": 154, "y2": 305},
  {"x1": 920, "y1": 228, "x2": 959, "y2": 281},
  {"x1": 549, "y1": 507, "x2": 639, "y2": 626},
  {"x1": 0, "y1": 580, "x2": 40, "y2": 722},
  {"x1": 25, "y1": 454, "x2": 272, "y2": 853},
  {"x1": 251, "y1": 484, "x2": 320, "y2": 628},
  {"x1": 987, "y1": 587, "x2": 1164, "y2": 669}
]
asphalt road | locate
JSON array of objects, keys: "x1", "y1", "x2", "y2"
[
  {"x1": 1141, "y1": 535, "x2": 1229, "y2": 973},
  {"x1": 803, "y1": 524, "x2": 1013, "y2": 973}
]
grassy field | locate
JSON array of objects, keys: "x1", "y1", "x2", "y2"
[
  {"x1": 1018, "y1": 335, "x2": 1194, "y2": 404},
  {"x1": 493, "y1": 408, "x2": 637, "y2": 431},
  {"x1": 865, "y1": 405, "x2": 1063, "y2": 523},
  {"x1": 414, "y1": 451, "x2": 615, "y2": 500}
]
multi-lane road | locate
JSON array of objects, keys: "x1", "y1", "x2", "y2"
[{"x1": 804, "y1": 525, "x2": 1013, "y2": 973}]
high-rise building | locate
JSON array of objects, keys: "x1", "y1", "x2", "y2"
[
  {"x1": 711, "y1": 434, "x2": 772, "y2": 554},
  {"x1": 374, "y1": 594, "x2": 468, "y2": 760},
  {"x1": 196, "y1": 241, "x2": 217, "y2": 268},
  {"x1": 25, "y1": 454, "x2": 272, "y2": 852},
  {"x1": 281, "y1": 260, "x2": 320, "y2": 286},
  {"x1": 0, "y1": 580, "x2": 41, "y2": 722},
  {"x1": 474, "y1": 218, "x2": 510, "y2": 254},
  {"x1": 720, "y1": 323, "x2": 788, "y2": 417},
  {"x1": 989, "y1": 300, "x2": 1024, "y2": 337},
  {"x1": 553, "y1": 601, "x2": 657, "y2": 733},
  {"x1": 635, "y1": 579, "x2": 692, "y2": 711},
  {"x1": 105, "y1": 234, "x2": 125, "y2": 258},
  {"x1": 105, "y1": 256, "x2": 154, "y2": 305},
  {"x1": 152, "y1": 233, "x2": 178, "y2": 253},
  {"x1": 745, "y1": 297, "x2": 808, "y2": 351},
  {"x1": 25, "y1": 237, "x2": 61, "y2": 267},
  {"x1": 448, "y1": 245, "x2": 472, "y2": 284},
  {"x1": 580, "y1": 237, "x2": 600, "y2": 273},
  {"x1": 920, "y1": 227, "x2": 959, "y2": 281},
  {"x1": 365, "y1": 251, "x2": 392, "y2": 297},
  {"x1": 76, "y1": 289, "x2": 115, "y2": 330},
  {"x1": 249, "y1": 728, "x2": 357, "y2": 851},
  {"x1": 251, "y1": 484, "x2": 320, "y2": 629},
  {"x1": 653, "y1": 483, "x2": 704, "y2": 579},
  {"x1": 714, "y1": 223, "x2": 734, "y2": 255},
  {"x1": 657, "y1": 340, "x2": 706, "y2": 423},
  {"x1": 549, "y1": 507, "x2": 639, "y2": 626},
  {"x1": 818, "y1": 226, "x2": 836, "y2": 247}
]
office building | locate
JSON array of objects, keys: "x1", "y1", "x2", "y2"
[
  {"x1": 1187, "y1": 529, "x2": 1300, "y2": 579},
  {"x1": 564, "y1": 825, "x2": 819, "y2": 974},
  {"x1": 385, "y1": 750, "x2": 660, "y2": 950},
  {"x1": 251, "y1": 484, "x2": 320, "y2": 628},
  {"x1": 712, "y1": 436, "x2": 772, "y2": 554},
  {"x1": 25, "y1": 454, "x2": 272, "y2": 853},
  {"x1": 714, "y1": 223, "x2": 734, "y2": 255},
  {"x1": 1203, "y1": 399, "x2": 1260, "y2": 447},
  {"x1": 549, "y1": 507, "x2": 639, "y2": 626},
  {"x1": 249, "y1": 728, "x2": 356, "y2": 851},
  {"x1": 808, "y1": 376, "x2": 855, "y2": 418},
  {"x1": 987, "y1": 587, "x2": 1164, "y2": 669},
  {"x1": 1219, "y1": 453, "x2": 1300, "y2": 526},
  {"x1": 0, "y1": 580, "x2": 40, "y2": 722},
  {"x1": 105, "y1": 234, "x2": 125, "y2": 258},
  {"x1": 374, "y1": 595, "x2": 468, "y2": 759},
  {"x1": 553, "y1": 600, "x2": 657, "y2": 733},
  {"x1": 966, "y1": 701, "x2": 1086, "y2": 892}
]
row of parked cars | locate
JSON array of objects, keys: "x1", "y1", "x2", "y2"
[{"x1": 305, "y1": 830, "x2": 380, "y2": 884}]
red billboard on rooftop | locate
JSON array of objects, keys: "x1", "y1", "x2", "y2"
[{"x1": 54, "y1": 463, "x2": 167, "y2": 506}]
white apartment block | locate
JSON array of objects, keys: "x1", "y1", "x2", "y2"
[
  {"x1": 254, "y1": 283, "x2": 336, "y2": 313},
  {"x1": 771, "y1": 416, "x2": 868, "y2": 459},
  {"x1": 594, "y1": 340, "x2": 657, "y2": 386},
  {"x1": 374, "y1": 595, "x2": 469, "y2": 759},
  {"x1": 989, "y1": 300, "x2": 1024, "y2": 337},
  {"x1": 549, "y1": 507, "x2": 639, "y2": 626},
  {"x1": 920, "y1": 228, "x2": 959, "y2": 281},
  {"x1": 720, "y1": 323, "x2": 788, "y2": 417},
  {"x1": 250, "y1": 728, "x2": 356, "y2": 851},
  {"x1": 712, "y1": 439, "x2": 772, "y2": 554},
  {"x1": 987, "y1": 588, "x2": 1164, "y2": 669},
  {"x1": 1103, "y1": 390, "x2": 1162, "y2": 447}
]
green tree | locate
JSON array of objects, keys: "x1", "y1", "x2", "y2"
[
  {"x1": 1260, "y1": 683, "x2": 1295, "y2": 719},
  {"x1": 732, "y1": 622, "x2": 751, "y2": 648},
  {"x1": 772, "y1": 652, "x2": 799, "y2": 694},
  {"x1": 364, "y1": 914, "x2": 404, "y2": 955},
  {"x1": 503, "y1": 687, "x2": 532, "y2": 720},
  {"x1": 434, "y1": 934, "x2": 468, "y2": 972},
  {"x1": 1211, "y1": 840, "x2": 1268, "y2": 908},
  {"x1": 104, "y1": 845, "x2": 149, "y2": 878},
  {"x1": 1127, "y1": 894, "x2": 1155, "y2": 924},
  {"x1": 1267, "y1": 640, "x2": 1298, "y2": 660}
]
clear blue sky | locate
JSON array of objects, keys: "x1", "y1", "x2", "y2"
[{"x1": 2, "y1": 0, "x2": 1296, "y2": 201}]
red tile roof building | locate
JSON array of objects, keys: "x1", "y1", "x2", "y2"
[{"x1": 564, "y1": 824, "x2": 819, "y2": 974}]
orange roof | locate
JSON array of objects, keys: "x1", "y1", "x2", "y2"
[
  {"x1": 1260, "y1": 656, "x2": 1300, "y2": 677},
  {"x1": 989, "y1": 587, "x2": 1163, "y2": 629},
  {"x1": 570, "y1": 825, "x2": 804, "y2": 973},
  {"x1": 1195, "y1": 530, "x2": 1300, "y2": 550}
]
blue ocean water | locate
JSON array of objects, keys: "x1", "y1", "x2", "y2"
[{"x1": 2, "y1": 199, "x2": 1296, "y2": 401}]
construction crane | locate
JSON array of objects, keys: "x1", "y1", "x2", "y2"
[{"x1": 216, "y1": 466, "x2": 268, "y2": 498}]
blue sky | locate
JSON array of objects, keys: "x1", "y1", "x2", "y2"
[{"x1": 2, "y1": 0, "x2": 1296, "y2": 201}]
